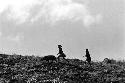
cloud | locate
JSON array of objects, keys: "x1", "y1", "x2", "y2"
[
  {"x1": 7, "y1": 34, "x2": 24, "y2": 43},
  {"x1": 0, "y1": 0, "x2": 41, "y2": 24},
  {"x1": 0, "y1": 0, "x2": 102, "y2": 26},
  {"x1": 83, "y1": 14, "x2": 102, "y2": 27},
  {"x1": 31, "y1": 0, "x2": 101, "y2": 26},
  {"x1": 31, "y1": 0, "x2": 88, "y2": 23}
]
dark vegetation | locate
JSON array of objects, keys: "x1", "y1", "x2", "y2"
[{"x1": 0, "y1": 54, "x2": 125, "y2": 83}]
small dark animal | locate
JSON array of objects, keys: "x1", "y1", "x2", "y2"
[
  {"x1": 9, "y1": 79, "x2": 18, "y2": 83},
  {"x1": 103, "y1": 58, "x2": 111, "y2": 64},
  {"x1": 42, "y1": 55, "x2": 57, "y2": 62}
]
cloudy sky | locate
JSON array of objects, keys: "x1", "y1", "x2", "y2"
[{"x1": 0, "y1": 0, "x2": 124, "y2": 61}]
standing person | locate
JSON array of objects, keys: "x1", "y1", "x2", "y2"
[
  {"x1": 58, "y1": 45, "x2": 63, "y2": 55},
  {"x1": 57, "y1": 45, "x2": 66, "y2": 59},
  {"x1": 85, "y1": 49, "x2": 91, "y2": 64}
]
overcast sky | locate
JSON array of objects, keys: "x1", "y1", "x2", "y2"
[{"x1": 0, "y1": 0, "x2": 124, "y2": 61}]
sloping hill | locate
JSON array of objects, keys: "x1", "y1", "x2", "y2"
[{"x1": 0, "y1": 54, "x2": 125, "y2": 83}]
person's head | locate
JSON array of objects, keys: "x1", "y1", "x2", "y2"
[
  {"x1": 58, "y1": 45, "x2": 62, "y2": 48},
  {"x1": 86, "y1": 49, "x2": 88, "y2": 51}
]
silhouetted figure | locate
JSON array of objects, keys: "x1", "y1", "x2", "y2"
[
  {"x1": 58, "y1": 45, "x2": 63, "y2": 54},
  {"x1": 57, "y1": 45, "x2": 66, "y2": 61},
  {"x1": 85, "y1": 49, "x2": 91, "y2": 64}
]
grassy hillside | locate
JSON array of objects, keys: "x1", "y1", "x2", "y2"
[{"x1": 0, "y1": 54, "x2": 125, "y2": 83}]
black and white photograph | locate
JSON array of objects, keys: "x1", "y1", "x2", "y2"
[{"x1": 0, "y1": 0, "x2": 124, "y2": 82}]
